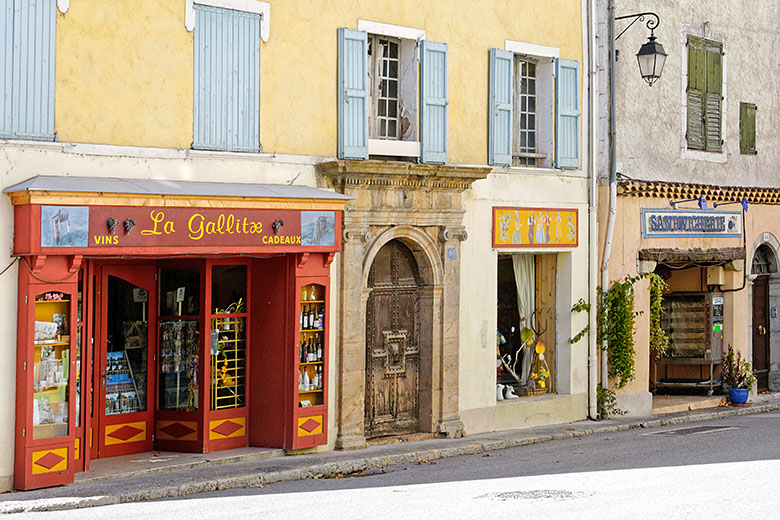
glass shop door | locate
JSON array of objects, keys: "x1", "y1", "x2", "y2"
[{"x1": 95, "y1": 264, "x2": 156, "y2": 458}]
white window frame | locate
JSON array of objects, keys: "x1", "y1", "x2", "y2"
[
  {"x1": 185, "y1": 0, "x2": 270, "y2": 42},
  {"x1": 505, "y1": 40, "x2": 559, "y2": 169},
  {"x1": 359, "y1": 20, "x2": 425, "y2": 158},
  {"x1": 679, "y1": 23, "x2": 728, "y2": 164}
]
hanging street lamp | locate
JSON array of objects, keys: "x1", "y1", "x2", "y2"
[{"x1": 615, "y1": 12, "x2": 666, "y2": 86}]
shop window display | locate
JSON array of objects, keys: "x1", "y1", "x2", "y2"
[
  {"x1": 159, "y1": 267, "x2": 201, "y2": 411},
  {"x1": 496, "y1": 254, "x2": 556, "y2": 399},
  {"x1": 210, "y1": 265, "x2": 247, "y2": 410},
  {"x1": 32, "y1": 291, "x2": 71, "y2": 440}
]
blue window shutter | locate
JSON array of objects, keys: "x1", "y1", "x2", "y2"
[
  {"x1": 0, "y1": 0, "x2": 56, "y2": 140},
  {"x1": 488, "y1": 48, "x2": 513, "y2": 166},
  {"x1": 337, "y1": 28, "x2": 368, "y2": 160},
  {"x1": 193, "y1": 5, "x2": 261, "y2": 152},
  {"x1": 420, "y1": 40, "x2": 448, "y2": 164},
  {"x1": 555, "y1": 58, "x2": 580, "y2": 169}
]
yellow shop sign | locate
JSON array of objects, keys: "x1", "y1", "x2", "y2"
[{"x1": 493, "y1": 207, "x2": 578, "y2": 248}]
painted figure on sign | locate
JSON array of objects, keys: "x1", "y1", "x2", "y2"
[
  {"x1": 512, "y1": 210, "x2": 524, "y2": 244},
  {"x1": 535, "y1": 211, "x2": 547, "y2": 244},
  {"x1": 527, "y1": 214, "x2": 536, "y2": 244},
  {"x1": 566, "y1": 216, "x2": 576, "y2": 242},
  {"x1": 498, "y1": 213, "x2": 511, "y2": 243},
  {"x1": 50, "y1": 209, "x2": 71, "y2": 244}
]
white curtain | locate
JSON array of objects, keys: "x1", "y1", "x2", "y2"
[{"x1": 512, "y1": 254, "x2": 535, "y2": 385}]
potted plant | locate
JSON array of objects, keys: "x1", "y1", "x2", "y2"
[{"x1": 720, "y1": 345, "x2": 755, "y2": 404}]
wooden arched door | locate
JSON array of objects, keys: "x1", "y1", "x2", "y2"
[{"x1": 365, "y1": 240, "x2": 422, "y2": 438}]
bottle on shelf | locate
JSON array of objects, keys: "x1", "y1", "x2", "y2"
[
  {"x1": 303, "y1": 304, "x2": 309, "y2": 330},
  {"x1": 300, "y1": 307, "x2": 304, "y2": 330},
  {"x1": 298, "y1": 368, "x2": 304, "y2": 391},
  {"x1": 303, "y1": 368, "x2": 310, "y2": 391},
  {"x1": 316, "y1": 337, "x2": 322, "y2": 362},
  {"x1": 308, "y1": 338, "x2": 315, "y2": 362},
  {"x1": 309, "y1": 305, "x2": 315, "y2": 329}
]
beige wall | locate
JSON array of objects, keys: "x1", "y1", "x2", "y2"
[{"x1": 459, "y1": 171, "x2": 590, "y2": 432}]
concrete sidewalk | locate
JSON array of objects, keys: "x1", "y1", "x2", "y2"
[{"x1": 3, "y1": 393, "x2": 779, "y2": 514}]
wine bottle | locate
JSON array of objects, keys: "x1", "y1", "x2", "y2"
[
  {"x1": 317, "y1": 337, "x2": 322, "y2": 362},
  {"x1": 300, "y1": 307, "x2": 304, "y2": 330},
  {"x1": 309, "y1": 305, "x2": 315, "y2": 329},
  {"x1": 308, "y1": 338, "x2": 314, "y2": 362},
  {"x1": 303, "y1": 368, "x2": 310, "y2": 391},
  {"x1": 298, "y1": 368, "x2": 304, "y2": 391},
  {"x1": 303, "y1": 304, "x2": 309, "y2": 329}
]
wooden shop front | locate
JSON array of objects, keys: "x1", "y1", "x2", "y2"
[{"x1": 6, "y1": 176, "x2": 349, "y2": 490}]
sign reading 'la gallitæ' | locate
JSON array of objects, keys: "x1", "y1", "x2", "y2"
[
  {"x1": 38, "y1": 205, "x2": 338, "y2": 250},
  {"x1": 641, "y1": 208, "x2": 743, "y2": 238}
]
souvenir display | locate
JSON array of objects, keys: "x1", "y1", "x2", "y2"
[{"x1": 159, "y1": 320, "x2": 199, "y2": 411}]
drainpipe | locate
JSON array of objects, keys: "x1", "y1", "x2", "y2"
[
  {"x1": 587, "y1": 0, "x2": 599, "y2": 420},
  {"x1": 601, "y1": 0, "x2": 618, "y2": 390}
]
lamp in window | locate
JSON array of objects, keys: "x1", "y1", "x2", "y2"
[{"x1": 616, "y1": 12, "x2": 666, "y2": 86}]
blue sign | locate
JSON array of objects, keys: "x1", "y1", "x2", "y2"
[{"x1": 641, "y1": 208, "x2": 742, "y2": 238}]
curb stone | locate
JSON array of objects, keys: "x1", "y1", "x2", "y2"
[{"x1": 2, "y1": 398, "x2": 780, "y2": 514}]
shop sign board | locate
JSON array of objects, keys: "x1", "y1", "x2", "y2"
[
  {"x1": 27, "y1": 205, "x2": 340, "y2": 254},
  {"x1": 641, "y1": 208, "x2": 742, "y2": 238},
  {"x1": 493, "y1": 207, "x2": 578, "y2": 248}
]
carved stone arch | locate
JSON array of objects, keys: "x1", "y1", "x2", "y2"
[
  {"x1": 362, "y1": 225, "x2": 444, "y2": 290},
  {"x1": 749, "y1": 233, "x2": 780, "y2": 275}
]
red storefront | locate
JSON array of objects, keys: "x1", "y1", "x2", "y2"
[{"x1": 6, "y1": 176, "x2": 349, "y2": 490}]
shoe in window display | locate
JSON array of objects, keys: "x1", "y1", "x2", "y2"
[
  {"x1": 496, "y1": 384, "x2": 505, "y2": 401},
  {"x1": 504, "y1": 386, "x2": 519, "y2": 399}
]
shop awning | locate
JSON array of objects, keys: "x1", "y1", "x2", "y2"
[
  {"x1": 639, "y1": 247, "x2": 745, "y2": 265},
  {"x1": 4, "y1": 175, "x2": 352, "y2": 208}
]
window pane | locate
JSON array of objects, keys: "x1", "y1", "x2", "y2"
[
  {"x1": 33, "y1": 291, "x2": 71, "y2": 440},
  {"x1": 378, "y1": 99, "x2": 387, "y2": 116},
  {"x1": 520, "y1": 114, "x2": 527, "y2": 129},
  {"x1": 389, "y1": 60, "x2": 398, "y2": 78},
  {"x1": 388, "y1": 101, "x2": 397, "y2": 118},
  {"x1": 528, "y1": 79, "x2": 536, "y2": 95},
  {"x1": 212, "y1": 265, "x2": 247, "y2": 314},
  {"x1": 159, "y1": 320, "x2": 199, "y2": 411},
  {"x1": 388, "y1": 119, "x2": 397, "y2": 137},
  {"x1": 389, "y1": 80, "x2": 398, "y2": 99},
  {"x1": 389, "y1": 41, "x2": 398, "y2": 59},
  {"x1": 160, "y1": 268, "x2": 200, "y2": 316},
  {"x1": 379, "y1": 119, "x2": 387, "y2": 137},
  {"x1": 105, "y1": 277, "x2": 149, "y2": 416},
  {"x1": 211, "y1": 317, "x2": 246, "y2": 409},
  {"x1": 528, "y1": 97, "x2": 535, "y2": 112}
]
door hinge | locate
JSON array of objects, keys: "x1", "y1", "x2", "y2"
[
  {"x1": 25, "y1": 295, "x2": 28, "y2": 304},
  {"x1": 23, "y1": 361, "x2": 26, "y2": 370},
  {"x1": 155, "y1": 273, "x2": 158, "y2": 280},
  {"x1": 152, "y1": 433, "x2": 155, "y2": 442},
  {"x1": 22, "y1": 427, "x2": 25, "y2": 437}
]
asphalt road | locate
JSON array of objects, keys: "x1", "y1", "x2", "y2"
[
  {"x1": 10, "y1": 412, "x2": 780, "y2": 518},
  {"x1": 190, "y1": 410, "x2": 780, "y2": 495}
]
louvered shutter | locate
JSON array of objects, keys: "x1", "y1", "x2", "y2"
[
  {"x1": 337, "y1": 28, "x2": 369, "y2": 160},
  {"x1": 0, "y1": 0, "x2": 56, "y2": 140},
  {"x1": 686, "y1": 36, "x2": 706, "y2": 150},
  {"x1": 740, "y1": 102, "x2": 757, "y2": 155},
  {"x1": 554, "y1": 58, "x2": 580, "y2": 169},
  {"x1": 704, "y1": 40, "x2": 723, "y2": 152},
  {"x1": 193, "y1": 5, "x2": 261, "y2": 152},
  {"x1": 488, "y1": 49, "x2": 513, "y2": 166},
  {"x1": 420, "y1": 40, "x2": 448, "y2": 164}
]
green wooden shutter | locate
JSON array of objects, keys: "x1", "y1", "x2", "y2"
[
  {"x1": 686, "y1": 36, "x2": 706, "y2": 150},
  {"x1": 740, "y1": 102, "x2": 757, "y2": 155},
  {"x1": 704, "y1": 40, "x2": 723, "y2": 152}
]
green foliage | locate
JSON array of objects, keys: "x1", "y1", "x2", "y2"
[
  {"x1": 596, "y1": 384, "x2": 626, "y2": 418},
  {"x1": 602, "y1": 275, "x2": 641, "y2": 389},
  {"x1": 567, "y1": 298, "x2": 590, "y2": 344},
  {"x1": 568, "y1": 274, "x2": 670, "y2": 391},
  {"x1": 721, "y1": 345, "x2": 755, "y2": 391},
  {"x1": 648, "y1": 273, "x2": 670, "y2": 357}
]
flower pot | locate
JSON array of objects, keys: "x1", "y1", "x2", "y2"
[{"x1": 728, "y1": 388, "x2": 749, "y2": 404}]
